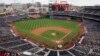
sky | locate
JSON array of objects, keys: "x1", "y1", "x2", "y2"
[{"x1": 0, "y1": 0, "x2": 100, "y2": 6}]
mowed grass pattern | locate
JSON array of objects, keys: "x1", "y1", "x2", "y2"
[
  {"x1": 14, "y1": 19, "x2": 80, "y2": 48},
  {"x1": 41, "y1": 30, "x2": 65, "y2": 39}
]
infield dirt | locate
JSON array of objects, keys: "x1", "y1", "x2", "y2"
[{"x1": 31, "y1": 27, "x2": 71, "y2": 36}]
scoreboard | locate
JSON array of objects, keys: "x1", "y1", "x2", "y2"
[{"x1": 49, "y1": 3, "x2": 69, "y2": 12}]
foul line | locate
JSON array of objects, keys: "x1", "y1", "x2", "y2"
[
  {"x1": 33, "y1": 31, "x2": 72, "y2": 44},
  {"x1": 59, "y1": 31, "x2": 72, "y2": 41},
  {"x1": 38, "y1": 35, "x2": 53, "y2": 42}
]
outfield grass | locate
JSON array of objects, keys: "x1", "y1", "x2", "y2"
[{"x1": 14, "y1": 19, "x2": 80, "y2": 48}]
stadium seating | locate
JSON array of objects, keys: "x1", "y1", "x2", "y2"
[
  {"x1": 69, "y1": 49, "x2": 85, "y2": 56},
  {"x1": 74, "y1": 44, "x2": 91, "y2": 54},
  {"x1": 82, "y1": 19, "x2": 100, "y2": 55},
  {"x1": 48, "y1": 51, "x2": 57, "y2": 56},
  {"x1": 6, "y1": 14, "x2": 28, "y2": 22},
  {"x1": 0, "y1": 17, "x2": 8, "y2": 27},
  {"x1": 0, "y1": 16, "x2": 41, "y2": 55},
  {"x1": 43, "y1": 48, "x2": 49, "y2": 52},
  {"x1": 59, "y1": 51, "x2": 72, "y2": 56},
  {"x1": 28, "y1": 47, "x2": 42, "y2": 53},
  {"x1": 36, "y1": 51, "x2": 46, "y2": 56}
]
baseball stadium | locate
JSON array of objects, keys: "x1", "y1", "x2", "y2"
[{"x1": 0, "y1": 0, "x2": 100, "y2": 56}]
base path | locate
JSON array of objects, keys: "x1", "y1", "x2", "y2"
[{"x1": 31, "y1": 27, "x2": 71, "y2": 35}]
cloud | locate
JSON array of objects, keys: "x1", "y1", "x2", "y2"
[{"x1": 67, "y1": 0, "x2": 100, "y2": 6}]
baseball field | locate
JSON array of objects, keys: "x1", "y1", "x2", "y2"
[{"x1": 13, "y1": 19, "x2": 80, "y2": 49}]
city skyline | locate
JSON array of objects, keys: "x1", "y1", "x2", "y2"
[{"x1": 0, "y1": 0, "x2": 100, "y2": 6}]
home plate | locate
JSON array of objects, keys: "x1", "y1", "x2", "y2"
[{"x1": 58, "y1": 44, "x2": 63, "y2": 48}]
